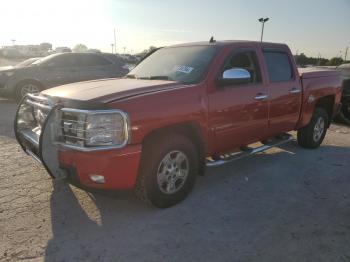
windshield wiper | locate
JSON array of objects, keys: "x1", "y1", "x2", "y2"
[{"x1": 139, "y1": 75, "x2": 173, "y2": 81}]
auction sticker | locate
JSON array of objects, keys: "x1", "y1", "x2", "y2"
[{"x1": 174, "y1": 65, "x2": 194, "y2": 74}]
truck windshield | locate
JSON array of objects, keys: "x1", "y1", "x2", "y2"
[{"x1": 128, "y1": 46, "x2": 218, "y2": 84}]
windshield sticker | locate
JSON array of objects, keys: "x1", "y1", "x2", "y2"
[{"x1": 174, "y1": 65, "x2": 194, "y2": 74}]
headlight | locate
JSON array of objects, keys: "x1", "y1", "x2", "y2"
[
  {"x1": 86, "y1": 112, "x2": 129, "y2": 146},
  {"x1": 60, "y1": 108, "x2": 130, "y2": 148}
]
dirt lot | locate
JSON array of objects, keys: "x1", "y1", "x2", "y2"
[{"x1": 0, "y1": 97, "x2": 349, "y2": 262}]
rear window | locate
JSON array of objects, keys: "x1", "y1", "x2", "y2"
[{"x1": 263, "y1": 51, "x2": 293, "y2": 82}]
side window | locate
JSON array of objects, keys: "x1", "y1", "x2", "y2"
[
  {"x1": 78, "y1": 54, "x2": 112, "y2": 67},
  {"x1": 46, "y1": 55, "x2": 72, "y2": 67},
  {"x1": 222, "y1": 51, "x2": 262, "y2": 83},
  {"x1": 263, "y1": 51, "x2": 293, "y2": 82}
]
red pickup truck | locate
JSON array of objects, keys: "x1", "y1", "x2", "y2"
[{"x1": 15, "y1": 40, "x2": 342, "y2": 207}]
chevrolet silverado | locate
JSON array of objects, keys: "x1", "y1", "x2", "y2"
[{"x1": 14, "y1": 40, "x2": 342, "y2": 207}]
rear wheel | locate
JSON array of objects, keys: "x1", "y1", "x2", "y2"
[
  {"x1": 15, "y1": 81, "x2": 43, "y2": 102},
  {"x1": 297, "y1": 107, "x2": 329, "y2": 149},
  {"x1": 135, "y1": 133, "x2": 198, "y2": 208}
]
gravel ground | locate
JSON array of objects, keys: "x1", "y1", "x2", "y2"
[{"x1": 0, "y1": 98, "x2": 349, "y2": 262}]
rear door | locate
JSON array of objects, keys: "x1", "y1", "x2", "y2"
[
  {"x1": 262, "y1": 49, "x2": 301, "y2": 135},
  {"x1": 208, "y1": 48, "x2": 269, "y2": 153}
]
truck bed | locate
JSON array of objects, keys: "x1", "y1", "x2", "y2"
[{"x1": 298, "y1": 67, "x2": 340, "y2": 79}]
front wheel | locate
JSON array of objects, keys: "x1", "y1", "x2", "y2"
[
  {"x1": 135, "y1": 134, "x2": 198, "y2": 208},
  {"x1": 297, "y1": 108, "x2": 329, "y2": 149}
]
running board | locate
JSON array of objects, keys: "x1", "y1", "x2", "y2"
[{"x1": 206, "y1": 134, "x2": 294, "y2": 167}]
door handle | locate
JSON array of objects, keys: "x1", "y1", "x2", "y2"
[
  {"x1": 289, "y1": 87, "x2": 301, "y2": 94},
  {"x1": 254, "y1": 93, "x2": 268, "y2": 101}
]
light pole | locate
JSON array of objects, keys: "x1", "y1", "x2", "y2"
[
  {"x1": 345, "y1": 47, "x2": 348, "y2": 61},
  {"x1": 258, "y1": 18, "x2": 269, "y2": 42}
]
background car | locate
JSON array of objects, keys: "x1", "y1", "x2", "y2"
[
  {"x1": 0, "y1": 52, "x2": 128, "y2": 101},
  {"x1": 336, "y1": 63, "x2": 350, "y2": 124}
]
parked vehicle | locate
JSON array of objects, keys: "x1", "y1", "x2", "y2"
[
  {"x1": 15, "y1": 40, "x2": 342, "y2": 208},
  {"x1": 0, "y1": 52, "x2": 128, "y2": 101},
  {"x1": 335, "y1": 63, "x2": 350, "y2": 124},
  {"x1": 14, "y1": 57, "x2": 41, "y2": 68}
]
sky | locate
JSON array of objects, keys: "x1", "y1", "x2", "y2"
[{"x1": 0, "y1": 0, "x2": 349, "y2": 58}]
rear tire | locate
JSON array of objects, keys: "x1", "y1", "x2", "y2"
[
  {"x1": 135, "y1": 133, "x2": 198, "y2": 208},
  {"x1": 297, "y1": 108, "x2": 329, "y2": 149}
]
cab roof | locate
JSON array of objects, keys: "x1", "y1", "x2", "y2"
[{"x1": 168, "y1": 40, "x2": 288, "y2": 49}]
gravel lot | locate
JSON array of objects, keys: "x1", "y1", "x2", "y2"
[{"x1": 0, "y1": 97, "x2": 349, "y2": 262}]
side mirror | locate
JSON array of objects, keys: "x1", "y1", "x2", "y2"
[{"x1": 218, "y1": 68, "x2": 251, "y2": 86}]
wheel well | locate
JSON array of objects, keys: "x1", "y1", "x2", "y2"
[
  {"x1": 315, "y1": 95, "x2": 335, "y2": 126},
  {"x1": 142, "y1": 122, "x2": 207, "y2": 175},
  {"x1": 15, "y1": 79, "x2": 44, "y2": 91}
]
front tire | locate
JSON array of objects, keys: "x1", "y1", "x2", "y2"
[
  {"x1": 135, "y1": 133, "x2": 198, "y2": 208},
  {"x1": 297, "y1": 108, "x2": 329, "y2": 149}
]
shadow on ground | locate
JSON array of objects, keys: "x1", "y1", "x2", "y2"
[{"x1": 44, "y1": 142, "x2": 350, "y2": 262}]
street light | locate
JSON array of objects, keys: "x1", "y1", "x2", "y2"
[{"x1": 258, "y1": 17, "x2": 269, "y2": 42}]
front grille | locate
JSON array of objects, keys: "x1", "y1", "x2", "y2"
[{"x1": 60, "y1": 111, "x2": 87, "y2": 146}]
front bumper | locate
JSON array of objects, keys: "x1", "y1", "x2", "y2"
[
  {"x1": 14, "y1": 94, "x2": 142, "y2": 190},
  {"x1": 58, "y1": 144, "x2": 142, "y2": 189}
]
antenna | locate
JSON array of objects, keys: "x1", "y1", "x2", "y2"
[{"x1": 209, "y1": 36, "x2": 216, "y2": 43}]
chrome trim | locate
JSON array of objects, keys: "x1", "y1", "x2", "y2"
[
  {"x1": 254, "y1": 94, "x2": 268, "y2": 101},
  {"x1": 54, "y1": 142, "x2": 128, "y2": 152},
  {"x1": 223, "y1": 68, "x2": 251, "y2": 80},
  {"x1": 26, "y1": 99, "x2": 52, "y2": 111},
  {"x1": 206, "y1": 134, "x2": 294, "y2": 167},
  {"x1": 25, "y1": 148, "x2": 42, "y2": 164},
  {"x1": 21, "y1": 130, "x2": 39, "y2": 148},
  {"x1": 289, "y1": 88, "x2": 301, "y2": 94},
  {"x1": 60, "y1": 107, "x2": 131, "y2": 149}
]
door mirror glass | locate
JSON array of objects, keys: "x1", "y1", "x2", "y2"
[{"x1": 218, "y1": 68, "x2": 251, "y2": 85}]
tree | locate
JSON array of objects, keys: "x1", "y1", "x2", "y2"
[
  {"x1": 327, "y1": 57, "x2": 343, "y2": 66},
  {"x1": 39, "y1": 42, "x2": 52, "y2": 51},
  {"x1": 73, "y1": 44, "x2": 88, "y2": 53}
]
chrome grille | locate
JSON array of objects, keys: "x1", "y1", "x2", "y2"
[{"x1": 60, "y1": 111, "x2": 87, "y2": 146}]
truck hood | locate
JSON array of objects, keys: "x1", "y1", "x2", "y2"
[{"x1": 41, "y1": 78, "x2": 182, "y2": 103}]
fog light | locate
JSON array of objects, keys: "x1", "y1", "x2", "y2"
[{"x1": 89, "y1": 174, "x2": 105, "y2": 184}]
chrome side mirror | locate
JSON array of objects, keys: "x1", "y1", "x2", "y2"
[{"x1": 218, "y1": 68, "x2": 251, "y2": 86}]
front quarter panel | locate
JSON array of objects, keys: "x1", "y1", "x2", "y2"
[{"x1": 107, "y1": 84, "x2": 208, "y2": 146}]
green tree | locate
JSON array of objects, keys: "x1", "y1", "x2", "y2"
[
  {"x1": 73, "y1": 44, "x2": 88, "y2": 53},
  {"x1": 327, "y1": 57, "x2": 344, "y2": 66}
]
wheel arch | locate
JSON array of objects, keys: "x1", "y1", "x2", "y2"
[
  {"x1": 141, "y1": 121, "x2": 207, "y2": 175},
  {"x1": 315, "y1": 95, "x2": 335, "y2": 127}
]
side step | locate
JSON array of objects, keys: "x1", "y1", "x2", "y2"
[{"x1": 206, "y1": 133, "x2": 294, "y2": 167}]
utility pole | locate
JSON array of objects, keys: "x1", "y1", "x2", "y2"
[
  {"x1": 258, "y1": 18, "x2": 269, "y2": 42},
  {"x1": 113, "y1": 28, "x2": 116, "y2": 54},
  {"x1": 111, "y1": 43, "x2": 114, "y2": 54}
]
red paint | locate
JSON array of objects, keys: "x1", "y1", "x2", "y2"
[
  {"x1": 55, "y1": 41, "x2": 342, "y2": 189},
  {"x1": 59, "y1": 144, "x2": 142, "y2": 189}
]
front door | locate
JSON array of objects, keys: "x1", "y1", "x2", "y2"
[{"x1": 208, "y1": 49, "x2": 269, "y2": 154}]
